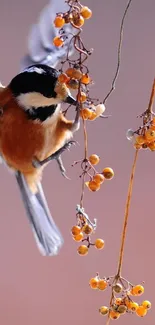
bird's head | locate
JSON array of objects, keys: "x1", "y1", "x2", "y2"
[{"x1": 9, "y1": 64, "x2": 76, "y2": 121}]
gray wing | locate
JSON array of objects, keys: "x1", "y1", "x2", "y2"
[{"x1": 20, "y1": 0, "x2": 75, "y2": 70}]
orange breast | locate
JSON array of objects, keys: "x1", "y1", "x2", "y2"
[{"x1": 0, "y1": 97, "x2": 45, "y2": 173}]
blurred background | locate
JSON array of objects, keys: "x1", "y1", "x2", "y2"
[{"x1": 0, "y1": 0, "x2": 154, "y2": 324}]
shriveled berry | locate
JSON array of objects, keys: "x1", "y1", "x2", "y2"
[
  {"x1": 71, "y1": 225, "x2": 81, "y2": 236},
  {"x1": 80, "y1": 6, "x2": 92, "y2": 19},
  {"x1": 82, "y1": 224, "x2": 93, "y2": 235},
  {"x1": 89, "y1": 154, "x2": 100, "y2": 165},
  {"x1": 136, "y1": 305, "x2": 147, "y2": 317},
  {"x1": 89, "y1": 277, "x2": 99, "y2": 289},
  {"x1": 95, "y1": 238, "x2": 105, "y2": 249},
  {"x1": 117, "y1": 305, "x2": 127, "y2": 314},
  {"x1": 66, "y1": 78, "x2": 79, "y2": 89},
  {"x1": 99, "y1": 306, "x2": 109, "y2": 315},
  {"x1": 72, "y1": 15, "x2": 85, "y2": 27},
  {"x1": 126, "y1": 129, "x2": 135, "y2": 141},
  {"x1": 77, "y1": 245, "x2": 88, "y2": 256},
  {"x1": 102, "y1": 167, "x2": 114, "y2": 180},
  {"x1": 98, "y1": 279, "x2": 108, "y2": 290},
  {"x1": 113, "y1": 283, "x2": 123, "y2": 293}
]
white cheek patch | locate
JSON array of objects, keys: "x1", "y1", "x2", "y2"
[{"x1": 17, "y1": 92, "x2": 62, "y2": 110}]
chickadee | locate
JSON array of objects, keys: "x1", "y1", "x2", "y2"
[{"x1": 0, "y1": 63, "x2": 80, "y2": 256}]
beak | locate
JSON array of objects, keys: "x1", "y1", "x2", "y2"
[{"x1": 64, "y1": 94, "x2": 77, "y2": 106}]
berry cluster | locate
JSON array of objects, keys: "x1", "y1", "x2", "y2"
[
  {"x1": 71, "y1": 205, "x2": 104, "y2": 256},
  {"x1": 127, "y1": 78, "x2": 155, "y2": 151},
  {"x1": 89, "y1": 274, "x2": 151, "y2": 320},
  {"x1": 53, "y1": 4, "x2": 92, "y2": 47}
]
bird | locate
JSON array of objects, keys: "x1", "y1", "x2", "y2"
[{"x1": 0, "y1": 0, "x2": 80, "y2": 256}]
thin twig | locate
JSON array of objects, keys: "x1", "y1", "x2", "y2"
[
  {"x1": 103, "y1": 0, "x2": 133, "y2": 104},
  {"x1": 80, "y1": 118, "x2": 88, "y2": 207},
  {"x1": 146, "y1": 78, "x2": 155, "y2": 114},
  {"x1": 116, "y1": 149, "x2": 139, "y2": 276}
]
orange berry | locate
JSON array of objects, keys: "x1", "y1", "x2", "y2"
[
  {"x1": 124, "y1": 298, "x2": 130, "y2": 308},
  {"x1": 148, "y1": 141, "x2": 155, "y2": 151},
  {"x1": 115, "y1": 298, "x2": 123, "y2": 306},
  {"x1": 145, "y1": 129, "x2": 155, "y2": 141},
  {"x1": 128, "y1": 301, "x2": 139, "y2": 312},
  {"x1": 72, "y1": 15, "x2": 85, "y2": 28},
  {"x1": 113, "y1": 283, "x2": 123, "y2": 293},
  {"x1": 142, "y1": 300, "x2": 151, "y2": 309},
  {"x1": 89, "y1": 277, "x2": 99, "y2": 289},
  {"x1": 131, "y1": 285, "x2": 144, "y2": 296},
  {"x1": 134, "y1": 142, "x2": 142, "y2": 149},
  {"x1": 73, "y1": 232, "x2": 84, "y2": 242},
  {"x1": 77, "y1": 245, "x2": 88, "y2": 256},
  {"x1": 65, "y1": 68, "x2": 74, "y2": 77},
  {"x1": 99, "y1": 306, "x2": 109, "y2": 315},
  {"x1": 89, "y1": 154, "x2": 100, "y2": 165},
  {"x1": 53, "y1": 36, "x2": 64, "y2": 47},
  {"x1": 109, "y1": 310, "x2": 120, "y2": 320},
  {"x1": 66, "y1": 78, "x2": 79, "y2": 89},
  {"x1": 95, "y1": 238, "x2": 105, "y2": 249},
  {"x1": 98, "y1": 279, "x2": 108, "y2": 290},
  {"x1": 88, "y1": 180, "x2": 100, "y2": 192},
  {"x1": 77, "y1": 91, "x2": 87, "y2": 103},
  {"x1": 102, "y1": 167, "x2": 114, "y2": 180},
  {"x1": 54, "y1": 15, "x2": 65, "y2": 28},
  {"x1": 82, "y1": 224, "x2": 93, "y2": 235},
  {"x1": 58, "y1": 73, "x2": 69, "y2": 83},
  {"x1": 80, "y1": 6, "x2": 92, "y2": 19},
  {"x1": 80, "y1": 108, "x2": 93, "y2": 120},
  {"x1": 71, "y1": 225, "x2": 81, "y2": 236},
  {"x1": 136, "y1": 135, "x2": 145, "y2": 145},
  {"x1": 136, "y1": 305, "x2": 147, "y2": 317},
  {"x1": 93, "y1": 173, "x2": 105, "y2": 184},
  {"x1": 88, "y1": 111, "x2": 97, "y2": 120},
  {"x1": 81, "y1": 74, "x2": 91, "y2": 84},
  {"x1": 71, "y1": 69, "x2": 82, "y2": 80}
]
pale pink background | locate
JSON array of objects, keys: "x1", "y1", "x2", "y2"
[{"x1": 0, "y1": 0, "x2": 154, "y2": 324}]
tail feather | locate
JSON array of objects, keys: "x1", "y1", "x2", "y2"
[{"x1": 15, "y1": 171, "x2": 64, "y2": 256}]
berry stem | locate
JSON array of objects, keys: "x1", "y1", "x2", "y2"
[
  {"x1": 80, "y1": 118, "x2": 88, "y2": 207},
  {"x1": 116, "y1": 149, "x2": 139, "y2": 277},
  {"x1": 103, "y1": 0, "x2": 133, "y2": 104},
  {"x1": 146, "y1": 78, "x2": 155, "y2": 114}
]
